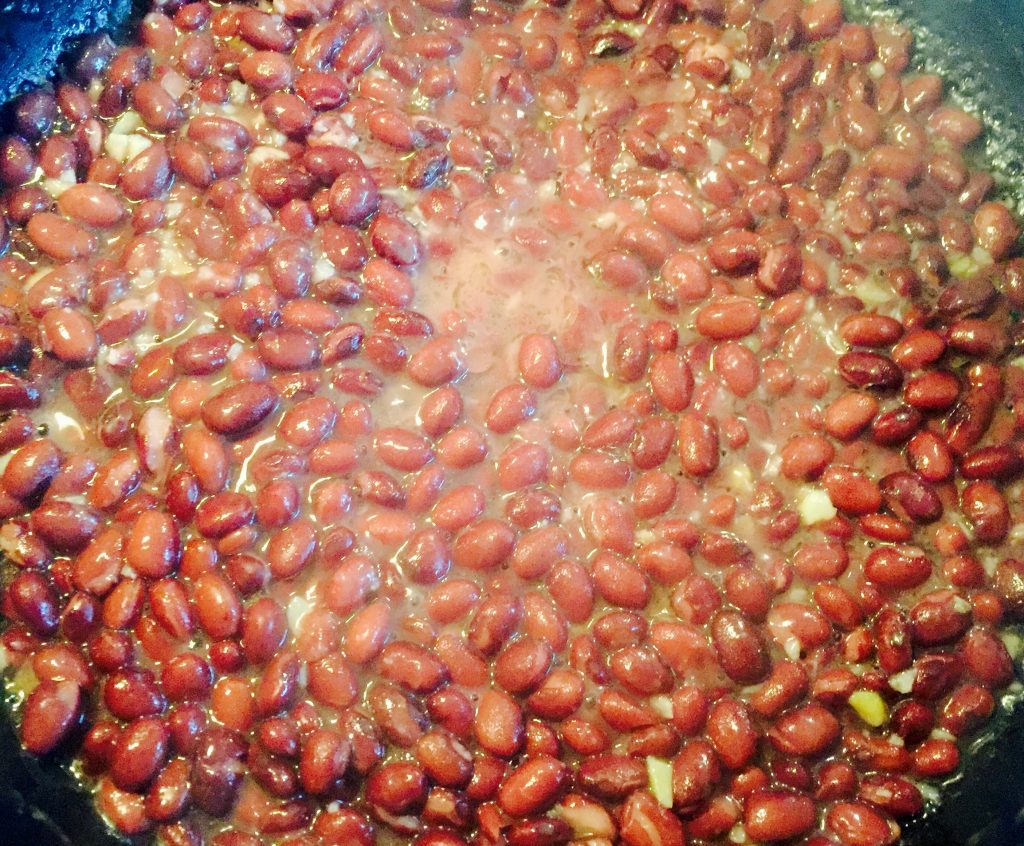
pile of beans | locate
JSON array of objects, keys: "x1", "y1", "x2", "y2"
[{"x1": 1, "y1": 0, "x2": 1023, "y2": 844}]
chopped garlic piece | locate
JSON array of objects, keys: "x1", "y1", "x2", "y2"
[
  {"x1": 650, "y1": 695, "x2": 673, "y2": 719},
  {"x1": 853, "y1": 275, "x2": 894, "y2": 307},
  {"x1": 111, "y1": 110, "x2": 142, "y2": 135},
  {"x1": 728, "y1": 824, "x2": 748, "y2": 844},
  {"x1": 1002, "y1": 632, "x2": 1023, "y2": 658},
  {"x1": 646, "y1": 757, "x2": 673, "y2": 809},
  {"x1": 971, "y1": 245, "x2": 993, "y2": 267},
  {"x1": 228, "y1": 80, "x2": 250, "y2": 104},
  {"x1": 554, "y1": 798, "x2": 614, "y2": 837},
  {"x1": 797, "y1": 486, "x2": 837, "y2": 524},
  {"x1": 731, "y1": 60, "x2": 752, "y2": 80},
  {"x1": 849, "y1": 690, "x2": 888, "y2": 727},
  {"x1": 248, "y1": 145, "x2": 291, "y2": 167},
  {"x1": 948, "y1": 251, "x2": 981, "y2": 279},
  {"x1": 782, "y1": 635, "x2": 802, "y2": 661},
  {"x1": 888, "y1": 669, "x2": 917, "y2": 694},
  {"x1": 103, "y1": 133, "x2": 129, "y2": 162},
  {"x1": 287, "y1": 595, "x2": 312, "y2": 631},
  {"x1": 313, "y1": 256, "x2": 336, "y2": 282},
  {"x1": 12, "y1": 663, "x2": 38, "y2": 697},
  {"x1": 42, "y1": 169, "x2": 76, "y2": 198},
  {"x1": 726, "y1": 463, "x2": 753, "y2": 496},
  {"x1": 105, "y1": 131, "x2": 153, "y2": 163}
]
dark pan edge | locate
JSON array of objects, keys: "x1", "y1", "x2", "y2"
[{"x1": 846, "y1": 2, "x2": 1024, "y2": 844}]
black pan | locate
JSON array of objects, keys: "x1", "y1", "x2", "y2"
[{"x1": 1, "y1": 1, "x2": 1023, "y2": 844}]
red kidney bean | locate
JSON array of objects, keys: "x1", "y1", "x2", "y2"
[
  {"x1": 995, "y1": 557, "x2": 1024, "y2": 619},
  {"x1": 9, "y1": 571, "x2": 60, "y2": 635},
  {"x1": 768, "y1": 703, "x2": 840, "y2": 758},
  {"x1": 758, "y1": 243, "x2": 803, "y2": 295},
  {"x1": 751, "y1": 660, "x2": 809, "y2": 718},
  {"x1": 304, "y1": 653, "x2": 356, "y2": 712},
  {"x1": 945, "y1": 387, "x2": 997, "y2": 455},
  {"x1": 711, "y1": 610, "x2": 769, "y2": 684},
  {"x1": 378, "y1": 641, "x2": 449, "y2": 693},
  {"x1": 519, "y1": 334, "x2": 562, "y2": 387},
  {"x1": 525, "y1": 668, "x2": 584, "y2": 721},
  {"x1": 0, "y1": 372, "x2": 40, "y2": 413},
  {"x1": 961, "y1": 445, "x2": 1023, "y2": 481},
  {"x1": 20, "y1": 680, "x2": 80, "y2": 754},
  {"x1": 475, "y1": 690, "x2": 525, "y2": 758},
  {"x1": 961, "y1": 625, "x2": 1014, "y2": 687},
  {"x1": 328, "y1": 170, "x2": 379, "y2": 225},
  {"x1": 267, "y1": 518, "x2": 317, "y2": 579},
  {"x1": 911, "y1": 653, "x2": 963, "y2": 700},
  {"x1": 298, "y1": 728, "x2": 349, "y2": 795},
  {"x1": 149, "y1": 578, "x2": 194, "y2": 642},
  {"x1": 239, "y1": 596, "x2": 287, "y2": 665},
  {"x1": 909, "y1": 590, "x2": 971, "y2": 646},
  {"x1": 620, "y1": 790, "x2": 684, "y2": 846},
  {"x1": 677, "y1": 412, "x2": 719, "y2": 476},
  {"x1": 173, "y1": 333, "x2": 231, "y2": 376},
  {"x1": 857, "y1": 773, "x2": 923, "y2": 819},
  {"x1": 498, "y1": 756, "x2": 568, "y2": 817},
  {"x1": 840, "y1": 313, "x2": 903, "y2": 347},
  {"x1": 872, "y1": 605, "x2": 911, "y2": 674},
  {"x1": 591, "y1": 552, "x2": 650, "y2": 610},
  {"x1": 961, "y1": 480, "x2": 1010, "y2": 543},
  {"x1": 744, "y1": 790, "x2": 816, "y2": 842},
  {"x1": 312, "y1": 808, "x2": 374, "y2": 846},
  {"x1": 145, "y1": 757, "x2": 191, "y2": 822},
  {"x1": 672, "y1": 738, "x2": 721, "y2": 811},
  {"x1": 190, "y1": 727, "x2": 246, "y2": 816},
  {"x1": 111, "y1": 717, "x2": 169, "y2": 791},
  {"x1": 201, "y1": 382, "x2": 278, "y2": 437},
  {"x1": 864, "y1": 545, "x2": 931, "y2": 589},
  {"x1": 505, "y1": 817, "x2": 572, "y2": 846},
  {"x1": 30, "y1": 497, "x2": 98, "y2": 548},
  {"x1": 484, "y1": 384, "x2": 537, "y2": 434},
  {"x1": 133, "y1": 80, "x2": 184, "y2": 131},
  {"x1": 125, "y1": 511, "x2": 179, "y2": 578},
  {"x1": 494, "y1": 636, "x2": 553, "y2": 695},
  {"x1": 826, "y1": 801, "x2": 899, "y2": 846},
  {"x1": 878, "y1": 471, "x2": 942, "y2": 523},
  {"x1": 414, "y1": 730, "x2": 472, "y2": 788},
  {"x1": 366, "y1": 761, "x2": 428, "y2": 816},
  {"x1": 780, "y1": 434, "x2": 835, "y2": 480},
  {"x1": 26, "y1": 213, "x2": 97, "y2": 262},
  {"x1": 907, "y1": 430, "x2": 954, "y2": 481},
  {"x1": 4, "y1": 438, "x2": 62, "y2": 500},
  {"x1": 194, "y1": 492, "x2": 254, "y2": 539},
  {"x1": 939, "y1": 683, "x2": 995, "y2": 737},
  {"x1": 648, "y1": 351, "x2": 693, "y2": 411},
  {"x1": 407, "y1": 338, "x2": 466, "y2": 386},
  {"x1": 696, "y1": 296, "x2": 761, "y2": 339},
  {"x1": 904, "y1": 370, "x2": 960, "y2": 411},
  {"x1": 104, "y1": 669, "x2": 166, "y2": 721},
  {"x1": 714, "y1": 342, "x2": 760, "y2": 397},
  {"x1": 839, "y1": 351, "x2": 903, "y2": 390},
  {"x1": 192, "y1": 571, "x2": 241, "y2": 639}
]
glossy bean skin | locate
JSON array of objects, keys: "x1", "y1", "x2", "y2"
[{"x1": 2, "y1": 6, "x2": 1024, "y2": 846}]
